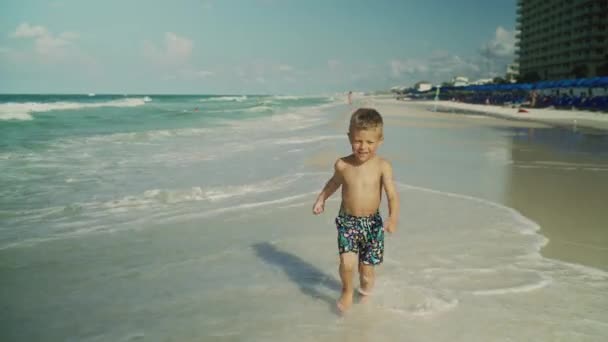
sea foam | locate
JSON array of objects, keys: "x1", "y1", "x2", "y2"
[{"x1": 0, "y1": 98, "x2": 147, "y2": 121}]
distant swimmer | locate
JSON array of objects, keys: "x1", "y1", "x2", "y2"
[{"x1": 347, "y1": 91, "x2": 353, "y2": 105}]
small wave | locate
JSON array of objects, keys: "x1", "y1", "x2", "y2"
[
  {"x1": 199, "y1": 96, "x2": 247, "y2": 102},
  {"x1": 154, "y1": 192, "x2": 316, "y2": 224},
  {"x1": 0, "y1": 112, "x2": 34, "y2": 121},
  {"x1": 379, "y1": 284, "x2": 459, "y2": 318},
  {"x1": 0, "y1": 98, "x2": 148, "y2": 121},
  {"x1": 396, "y1": 182, "x2": 545, "y2": 239},
  {"x1": 272, "y1": 95, "x2": 300, "y2": 100},
  {"x1": 56, "y1": 127, "x2": 212, "y2": 146},
  {"x1": 273, "y1": 135, "x2": 343, "y2": 145},
  {"x1": 245, "y1": 105, "x2": 273, "y2": 113},
  {"x1": 94, "y1": 174, "x2": 305, "y2": 211},
  {"x1": 472, "y1": 278, "x2": 552, "y2": 295}
]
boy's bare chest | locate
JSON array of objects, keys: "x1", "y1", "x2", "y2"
[{"x1": 342, "y1": 166, "x2": 382, "y2": 188}]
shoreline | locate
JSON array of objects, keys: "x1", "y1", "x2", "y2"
[
  {"x1": 389, "y1": 99, "x2": 608, "y2": 132},
  {"x1": 365, "y1": 97, "x2": 608, "y2": 272}
]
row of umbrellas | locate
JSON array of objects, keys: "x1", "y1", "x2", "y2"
[{"x1": 437, "y1": 76, "x2": 608, "y2": 92}]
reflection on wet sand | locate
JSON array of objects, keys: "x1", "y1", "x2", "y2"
[{"x1": 504, "y1": 126, "x2": 608, "y2": 270}]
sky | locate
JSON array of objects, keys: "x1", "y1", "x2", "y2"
[{"x1": 0, "y1": 0, "x2": 518, "y2": 94}]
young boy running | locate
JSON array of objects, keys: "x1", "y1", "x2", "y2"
[{"x1": 312, "y1": 107, "x2": 400, "y2": 312}]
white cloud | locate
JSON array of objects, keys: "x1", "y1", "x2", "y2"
[
  {"x1": 390, "y1": 59, "x2": 429, "y2": 77},
  {"x1": 276, "y1": 64, "x2": 293, "y2": 72},
  {"x1": 10, "y1": 22, "x2": 81, "y2": 61},
  {"x1": 389, "y1": 50, "x2": 484, "y2": 85},
  {"x1": 12, "y1": 22, "x2": 48, "y2": 38},
  {"x1": 232, "y1": 61, "x2": 304, "y2": 85},
  {"x1": 480, "y1": 26, "x2": 516, "y2": 59},
  {"x1": 143, "y1": 32, "x2": 193, "y2": 66},
  {"x1": 177, "y1": 69, "x2": 214, "y2": 79},
  {"x1": 388, "y1": 27, "x2": 517, "y2": 85}
]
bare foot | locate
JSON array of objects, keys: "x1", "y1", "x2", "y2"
[
  {"x1": 357, "y1": 288, "x2": 372, "y2": 304},
  {"x1": 336, "y1": 290, "x2": 354, "y2": 313}
]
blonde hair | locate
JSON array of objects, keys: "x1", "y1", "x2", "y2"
[{"x1": 349, "y1": 108, "x2": 383, "y2": 132}]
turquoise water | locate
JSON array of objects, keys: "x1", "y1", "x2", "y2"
[{"x1": 0, "y1": 94, "x2": 335, "y2": 247}]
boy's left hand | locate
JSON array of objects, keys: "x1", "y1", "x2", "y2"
[{"x1": 384, "y1": 218, "x2": 397, "y2": 233}]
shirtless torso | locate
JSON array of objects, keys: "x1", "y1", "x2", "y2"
[{"x1": 336, "y1": 154, "x2": 386, "y2": 217}]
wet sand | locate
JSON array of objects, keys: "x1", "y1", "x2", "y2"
[{"x1": 327, "y1": 98, "x2": 608, "y2": 271}]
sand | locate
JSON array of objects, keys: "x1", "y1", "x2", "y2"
[{"x1": 358, "y1": 96, "x2": 608, "y2": 271}]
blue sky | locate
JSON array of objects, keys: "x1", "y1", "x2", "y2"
[{"x1": 0, "y1": 0, "x2": 517, "y2": 94}]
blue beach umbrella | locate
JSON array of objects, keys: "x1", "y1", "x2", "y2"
[
  {"x1": 535, "y1": 81, "x2": 550, "y2": 89},
  {"x1": 518, "y1": 83, "x2": 533, "y2": 90},
  {"x1": 577, "y1": 77, "x2": 599, "y2": 87},
  {"x1": 594, "y1": 77, "x2": 608, "y2": 87},
  {"x1": 557, "y1": 79, "x2": 577, "y2": 88}
]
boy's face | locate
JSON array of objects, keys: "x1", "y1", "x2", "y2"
[{"x1": 348, "y1": 127, "x2": 383, "y2": 163}]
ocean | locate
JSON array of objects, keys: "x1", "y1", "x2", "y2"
[{"x1": 1, "y1": 95, "x2": 607, "y2": 341}]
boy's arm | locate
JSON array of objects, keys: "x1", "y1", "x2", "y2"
[
  {"x1": 382, "y1": 160, "x2": 400, "y2": 232},
  {"x1": 312, "y1": 159, "x2": 344, "y2": 215}
]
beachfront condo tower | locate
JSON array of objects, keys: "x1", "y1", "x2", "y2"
[{"x1": 516, "y1": 0, "x2": 608, "y2": 81}]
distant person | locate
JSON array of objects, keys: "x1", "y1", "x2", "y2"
[
  {"x1": 347, "y1": 91, "x2": 353, "y2": 105},
  {"x1": 312, "y1": 108, "x2": 400, "y2": 313},
  {"x1": 530, "y1": 90, "x2": 538, "y2": 108}
]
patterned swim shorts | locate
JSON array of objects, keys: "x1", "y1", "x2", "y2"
[{"x1": 335, "y1": 210, "x2": 384, "y2": 265}]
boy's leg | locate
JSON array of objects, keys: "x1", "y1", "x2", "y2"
[
  {"x1": 358, "y1": 263, "x2": 375, "y2": 296},
  {"x1": 358, "y1": 212, "x2": 383, "y2": 297},
  {"x1": 338, "y1": 252, "x2": 358, "y2": 311}
]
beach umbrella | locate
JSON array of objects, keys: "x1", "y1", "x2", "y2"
[
  {"x1": 557, "y1": 79, "x2": 577, "y2": 88},
  {"x1": 546, "y1": 80, "x2": 559, "y2": 89},
  {"x1": 577, "y1": 77, "x2": 600, "y2": 87},
  {"x1": 534, "y1": 80, "x2": 550, "y2": 89},
  {"x1": 518, "y1": 83, "x2": 533, "y2": 90},
  {"x1": 593, "y1": 77, "x2": 608, "y2": 87}
]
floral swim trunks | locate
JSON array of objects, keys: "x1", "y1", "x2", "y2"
[{"x1": 335, "y1": 210, "x2": 384, "y2": 265}]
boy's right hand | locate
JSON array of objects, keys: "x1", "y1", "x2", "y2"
[{"x1": 312, "y1": 199, "x2": 325, "y2": 215}]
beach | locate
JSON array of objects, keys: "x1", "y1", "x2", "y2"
[
  {"x1": 1, "y1": 94, "x2": 607, "y2": 341},
  {"x1": 415, "y1": 98, "x2": 608, "y2": 131},
  {"x1": 370, "y1": 97, "x2": 608, "y2": 271}
]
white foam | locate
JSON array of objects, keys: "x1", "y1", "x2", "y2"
[
  {"x1": 57, "y1": 127, "x2": 213, "y2": 146},
  {"x1": 97, "y1": 174, "x2": 304, "y2": 210},
  {"x1": 377, "y1": 283, "x2": 459, "y2": 318},
  {"x1": 199, "y1": 96, "x2": 247, "y2": 102},
  {"x1": 224, "y1": 110, "x2": 326, "y2": 132},
  {"x1": 272, "y1": 95, "x2": 300, "y2": 100},
  {"x1": 0, "y1": 112, "x2": 33, "y2": 121},
  {"x1": 0, "y1": 98, "x2": 147, "y2": 120},
  {"x1": 396, "y1": 182, "x2": 544, "y2": 237},
  {"x1": 395, "y1": 181, "x2": 608, "y2": 282},
  {"x1": 273, "y1": 135, "x2": 343, "y2": 145},
  {"x1": 157, "y1": 192, "x2": 317, "y2": 223},
  {"x1": 245, "y1": 105, "x2": 273, "y2": 112},
  {"x1": 472, "y1": 278, "x2": 552, "y2": 295}
]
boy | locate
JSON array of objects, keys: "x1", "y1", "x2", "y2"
[{"x1": 312, "y1": 108, "x2": 400, "y2": 313}]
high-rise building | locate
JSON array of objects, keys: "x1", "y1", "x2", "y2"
[{"x1": 516, "y1": 0, "x2": 608, "y2": 81}]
